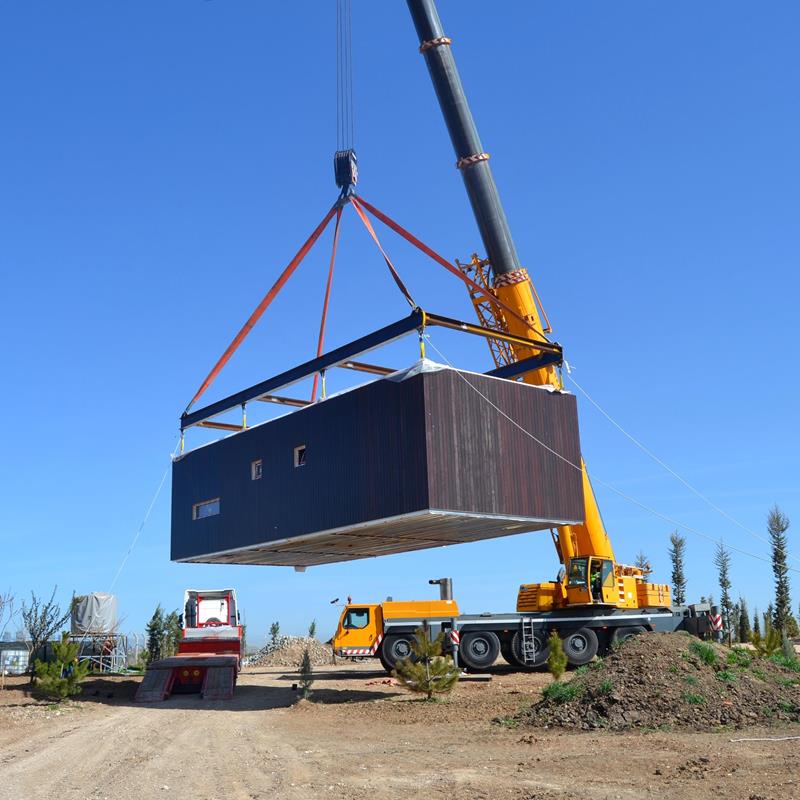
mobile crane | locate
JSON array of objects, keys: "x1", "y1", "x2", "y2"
[{"x1": 332, "y1": 0, "x2": 710, "y2": 671}]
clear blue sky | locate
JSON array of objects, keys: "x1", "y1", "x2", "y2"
[{"x1": 1, "y1": 1, "x2": 797, "y2": 644}]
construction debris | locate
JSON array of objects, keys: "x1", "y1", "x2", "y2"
[
  {"x1": 517, "y1": 632, "x2": 800, "y2": 731},
  {"x1": 243, "y1": 636, "x2": 334, "y2": 668}
]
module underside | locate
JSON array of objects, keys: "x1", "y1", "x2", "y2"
[{"x1": 171, "y1": 363, "x2": 585, "y2": 567}]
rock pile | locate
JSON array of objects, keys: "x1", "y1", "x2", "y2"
[
  {"x1": 243, "y1": 636, "x2": 334, "y2": 668},
  {"x1": 518, "y1": 631, "x2": 800, "y2": 731}
]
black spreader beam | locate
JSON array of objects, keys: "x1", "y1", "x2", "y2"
[{"x1": 182, "y1": 311, "x2": 425, "y2": 430}]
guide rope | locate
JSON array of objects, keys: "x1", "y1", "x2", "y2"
[{"x1": 423, "y1": 334, "x2": 799, "y2": 575}]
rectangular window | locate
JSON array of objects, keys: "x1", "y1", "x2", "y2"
[
  {"x1": 343, "y1": 608, "x2": 370, "y2": 629},
  {"x1": 294, "y1": 445, "x2": 306, "y2": 468},
  {"x1": 193, "y1": 498, "x2": 220, "y2": 520},
  {"x1": 251, "y1": 459, "x2": 263, "y2": 480}
]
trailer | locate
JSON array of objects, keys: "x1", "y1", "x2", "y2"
[
  {"x1": 332, "y1": 579, "x2": 711, "y2": 672},
  {"x1": 135, "y1": 589, "x2": 243, "y2": 702}
]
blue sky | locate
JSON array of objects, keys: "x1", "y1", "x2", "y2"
[{"x1": 1, "y1": 1, "x2": 797, "y2": 644}]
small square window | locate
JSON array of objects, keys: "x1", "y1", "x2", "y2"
[
  {"x1": 193, "y1": 498, "x2": 220, "y2": 520},
  {"x1": 294, "y1": 445, "x2": 306, "y2": 468},
  {"x1": 251, "y1": 459, "x2": 263, "y2": 480}
]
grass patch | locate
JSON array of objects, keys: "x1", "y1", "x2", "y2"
[
  {"x1": 574, "y1": 665, "x2": 589, "y2": 677},
  {"x1": 684, "y1": 675, "x2": 698, "y2": 686},
  {"x1": 683, "y1": 691, "x2": 706, "y2": 705},
  {"x1": 690, "y1": 641, "x2": 717, "y2": 666},
  {"x1": 598, "y1": 679, "x2": 613, "y2": 695},
  {"x1": 769, "y1": 654, "x2": 800, "y2": 673},
  {"x1": 727, "y1": 648, "x2": 752, "y2": 668},
  {"x1": 495, "y1": 716, "x2": 520, "y2": 729},
  {"x1": 774, "y1": 676, "x2": 800, "y2": 687},
  {"x1": 542, "y1": 680, "x2": 583, "y2": 704},
  {"x1": 751, "y1": 667, "x2": 768, "y2": 681},
  {"x1": 715, "y1": 669, "x2": 736, "y2": 684},
  {"x1": 778, "y1": 700, "x2": 796, "y2": 714}
]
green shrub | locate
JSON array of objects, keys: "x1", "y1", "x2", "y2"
[
  {"x1": 542, "y1": 680, "x2": 582, "y2": 703},
  {"x1": 689, "y1": 641, "x2": 717, "y2": 666},
  {"x1": 547, "y1": 631, "x2": 567, "y2": 681},
  {"x1": 727, "y1": 648, "x2": 752, "y2": 668},
  {"x1": 33, "y1": 633, "x2": 89, "y2": 701},
  {"x1": 715, "y1": 669, "x2": 736, "y2": 683},
  {"x1": 683, "y1": 691, "x2": 705, "y2": 705},
  {"x1": 751, "y1": 629, "x2": 781, "y2": 657}
]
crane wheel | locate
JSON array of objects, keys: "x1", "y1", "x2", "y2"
[
  {"x1": 561, "y1": 627, "x2": 599, "y2": 666},
  {"x1": 500, "y1": 640, "x2": 521, "y2": 667},
  {"x1": 611, "y1": 625, "x2": 647, "y2": 646},
  {"x1": 379, "y1": 633, "x2": 417, "y2": 672},
  {"x1": 459, "y1": 631, "x2": 501, "y2": 671},
  {"x1": 511, "y1": 630, "x2": 549, "y2": 668}
]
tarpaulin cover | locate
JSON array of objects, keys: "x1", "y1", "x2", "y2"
[{"x1": 71, "y1": 593, "x2": 118, "y2": 635}]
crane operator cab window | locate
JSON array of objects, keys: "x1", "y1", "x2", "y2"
[
  {"x1": 343, "y1": 608, "x2": 370, "y2": 630},
  {"x1": 567, "y1": 558, "x2": 589, "y2": 588}
]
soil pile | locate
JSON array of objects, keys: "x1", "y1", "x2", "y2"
[
  {"x1": 518, "y1": 631, "x2": 800, "y2": 731},
  {"x1": 244, "y1": 636, "x2": 334, "y2": 668}
]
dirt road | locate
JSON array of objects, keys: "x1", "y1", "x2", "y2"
[{"x1": 1, "y1": 665, "x2": 797, "y2": 800}]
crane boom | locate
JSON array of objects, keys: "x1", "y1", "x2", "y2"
[{"x1": 407, "y1": 0, "x2": 619, "y2": 589}]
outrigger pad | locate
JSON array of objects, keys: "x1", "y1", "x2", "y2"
[{"x1": 171, "y1": 362, "x2": 584, "y2": 567}]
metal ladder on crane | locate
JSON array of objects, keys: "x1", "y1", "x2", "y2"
[{"x1": 520, "y1": 617, "x2": 538, "y2": 666}]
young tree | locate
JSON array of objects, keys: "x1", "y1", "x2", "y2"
[
  {"x1": 308, "y1": 619, "x2": 317, "y2": 639},
  {"x1": 0, "y1": 590, "x2": 17, "y2": 641},
  {"x1": 269, "y1": 621, "x2": 280, "y2": 645},
  {"x1": 768, "y1": 506, "x2": 792, "y2": 634},
  {"x1": 738, "y1": 597, "x2": 752, "y2": 644},
  {"x1": 668, "y1": 532, "x2": 687, "y2": 605},
  {"x1": 145, "y1": 605, "x2": 166, "y2": 664},
  {"x1": 547, "y1": 631, "x2": 567, "y2": 681},
  {"x1": 753, "y1": 607, "x2": 760, "y2": 637},
  {"x1": 163, "y1": 610, "x2": 182, "y2": 657},
  {"x1": 714, "y1": 541, "x2": 733, "y2": 642},
  {"x1": 33, "y1": 632, "x2": 89, "y2": 700},
  {"x1": 634, "y1": 551, "x2": 652, "y2": 578},
  {"x1": 21, "y1": 587, "x2": 72, "y2": 677},
  {"x1": 730, "y1": 601, "x2": 741, "y2": 644},
  {"x1": 765, "y1": 604, "x2": 774, "y2": 635},
  {"x1": 298, "y1": 648, "x2": 314, "y2": 700},
  {"x1": 393, "y1": 623, "x2": 460, "y2": 701}
]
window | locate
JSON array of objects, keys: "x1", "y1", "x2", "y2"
[
  {"x1": 251, "y1": 459, "x2": 263, "y2": 480},
  {"x1": 193, "y1": 498, "x2": 220, "y2": 520},
  {"x1": 567, "y1": 558, "x2": 588, "y2": 587},
  {"x1": 294, "y1": 445, "x2": 306, "y2": 467},
  {"x1": 343, "y1": 608, "x2": 370, "y2": 630}
]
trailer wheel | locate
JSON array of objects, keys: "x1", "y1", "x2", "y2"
[
  {"x1": 379, "y1": 633, "x2": 416, "y2": 672},
  {"x1": 459, "y1": 631, "x2": 501, "y2": 671},
  {"x1": 561, "y1": 627, "x2": 599, "y2": 666},
  {"x1": 511, "y1": 630, "x2": 550, "y2": 668},
  {"x1": 611, "y1": 625, "x2": 647, "y2": 646}
]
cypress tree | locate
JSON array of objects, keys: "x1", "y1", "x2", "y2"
[
  {"x1": 164, "y1": 610, "x2": 182, "y2": 657},
  {"x1": 668, "y1": 531, "x2": 687, "y2": 605},
  {"x1": 145, "y1": 605, "x2": 166, "y2": 664},
  {"x1": 738, "y1": 597, "x2": 752, "y2": 643},
  {"x1": 767, "y1": 505, "x2": 791, "y2": 634},
  {"x1": 714, "y1": 541, "x2": 733, "y2": 641},
  {"x1": 753, "y1": 607, "x2": 760, "y2": 637}
]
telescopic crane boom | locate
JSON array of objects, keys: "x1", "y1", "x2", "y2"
[{"x1": 407, "y1": 0, "x2": 661, "y2": 611}]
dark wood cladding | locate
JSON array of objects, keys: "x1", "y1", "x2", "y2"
[{"x1": 171, "y1": 366, "x2": 584, "y2": 566}]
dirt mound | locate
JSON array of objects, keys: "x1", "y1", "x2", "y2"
[
  {"x1": 517, "y1": 632, "x2": 800, "y2": 731},
  {"x1": 244, "y1": 636, "x2": 334, "y2": 668}
]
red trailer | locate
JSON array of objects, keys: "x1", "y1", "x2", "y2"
[{"x1": 135, "y1": 589, "x2": 242, "y2": 702}]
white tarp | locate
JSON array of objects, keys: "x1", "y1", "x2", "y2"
[{"x1": 71, "y1": 593, "x2": 118, "y2": 635}]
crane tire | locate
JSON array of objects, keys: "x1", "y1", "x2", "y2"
[
  {"x1": 380, "y1": 633, "x2": 417, "y2": 672},
  {"x1": 511, "y1": 630, "x2": 550, "y2": 668},
  {"x1": 500, "y1": 639, "x2": 522, "y2": 667},
  {"x1": 611, "y1": 625, "x2": 647, "y2": 646},
  {"x1": 459, "y1": 631, "x2": 501, "y2": 671},
  {"x1": 561, "y1": 627, "x2": 599, "y2": 666}
]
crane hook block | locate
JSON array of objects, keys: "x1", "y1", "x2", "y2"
[{"x1": 334, "y1": 149, "x2": 358, "y2": 193}]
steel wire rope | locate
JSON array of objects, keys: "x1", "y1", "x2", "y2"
[
  {"x1": 563, "y1": 369, "x2": 800, "y2": 564},
  {"x1": 423, "y1": 335, "x2": 799, "y2": 574}
]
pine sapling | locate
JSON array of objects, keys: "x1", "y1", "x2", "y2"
[
  {"x1": 308, "y1": 619, "x2": 317, "y2": 639},
  {"x1": 33, "y1": 632, "x2": 89, "y2": 701},
  {"x1": 298, "y1": 648, "x2": 314, "y2": 700},
  {"x1": 269, "y1": 621, "x2": 280, "y2": 645},
  {"x1": 393, "y1": 623, "x2": 460, "y2": 701},
  {"x1": 547, "y1": 631, "x2": 567, "y2": 681}
]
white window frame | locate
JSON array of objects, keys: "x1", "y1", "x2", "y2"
[
  {"x1": 251, "y1": 459, "x2": 263, "y2": 480},
  {"x1": 193, "y1": 498, "x2": 220, "y2": 520},
  {"x1": 293, "y1": 445, "x2": 307, "y2": 468}
]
